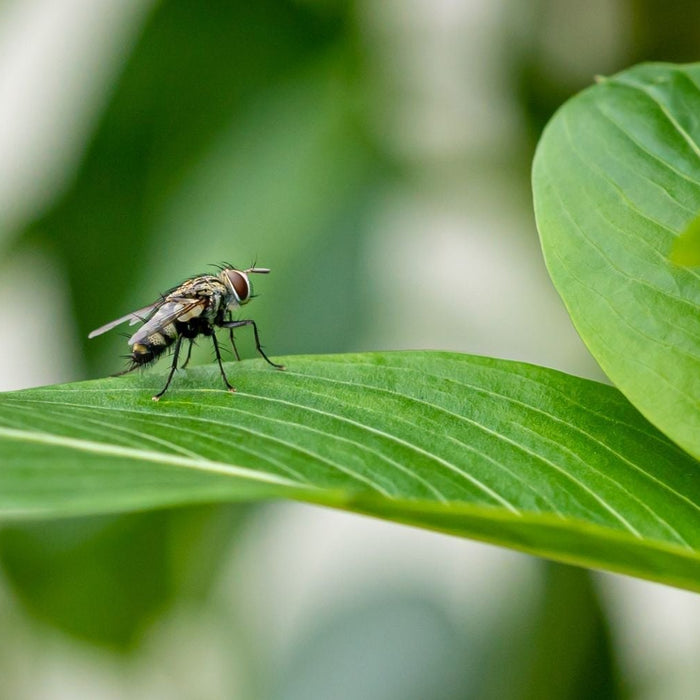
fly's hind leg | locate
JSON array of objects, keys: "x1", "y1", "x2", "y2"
[
  {"x1": 181, "y1": 339, "x2": 195, "y2": 369},
  {"x1": 211, "y1": 332, "x2": 235, "y2": 392},
  {"x1": 152, "y1": 336, "x2": 183, "y2": 402}
]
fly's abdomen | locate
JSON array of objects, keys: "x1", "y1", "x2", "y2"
[{"x1": 129, "y1": 325, "x2": 177, "y2": 366}]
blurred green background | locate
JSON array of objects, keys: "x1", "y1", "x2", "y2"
[{"x1": 0, "y1": 1, "x2": 699, "y2": 698}]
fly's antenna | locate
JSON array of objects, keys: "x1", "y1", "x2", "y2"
[{"x1": 246, "y1": 267, "x2": 270, "y2": 274}]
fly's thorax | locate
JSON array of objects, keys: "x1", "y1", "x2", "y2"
[{"x1": 186, "y1": 277, "x2": 228, "y2": 318}]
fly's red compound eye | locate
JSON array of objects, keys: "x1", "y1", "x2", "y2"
[{"x1": 225, "y1": 269, "x2": 251, "y2": 302}]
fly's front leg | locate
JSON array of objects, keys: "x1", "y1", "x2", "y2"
[
  {"x1": 227, "y1": 312, "x2": 242, "y2": 361},
  {"x1": 211, "y1": 332, "x2": 235, "y2": 392},
  {"x1": 221, "y1": 319, "x2": 285, "y2": 370},
  {"x1": 153, "y1": 336, "x2": 183, "y2": 401}
]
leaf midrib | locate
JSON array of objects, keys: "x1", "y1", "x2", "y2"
[{"x1": 0, "y1": 425, "x2": 304, "y2": 489}]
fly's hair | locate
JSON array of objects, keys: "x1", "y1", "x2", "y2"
[{"x1": 209, "y1": 262, "x2": 232, "y2": 273}]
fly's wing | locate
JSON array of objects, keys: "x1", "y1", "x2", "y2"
[
  {"x1": 88, "y1": 301, "x2": 162, "y2": 339},
  {"x1": 127, "y1": 297, "x2": 206, "y2": 345}
]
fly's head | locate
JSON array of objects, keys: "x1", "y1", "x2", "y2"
[{"x1": 219, "y1": 266, "x2": 270, "y2": 308}]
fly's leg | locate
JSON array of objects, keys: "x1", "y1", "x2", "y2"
[
  {"x1": 153, "y1": 336, "x2": 183, "y2": 401},
  {"x1": 229, "y1": 328, "x2": 241, "y2": 361},
  {"x1": 227, "y1": 312, "x2": 242, "y2": 361},
  {"x1": 181, "y1": 339, "x2": 194, "y2": 368},
  {"x1": 211, "y1": 332, "x2": 235, "y2": 392},
  {"x1": 221, "y1": 319, "x2": 285, "y2": 370}
]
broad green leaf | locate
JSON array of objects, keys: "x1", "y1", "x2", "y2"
[
  {"x1": 0, "y1": 352, "x2": 699, "y2": 592},
  {"x1": 532, "y1": 62, "x2": 700, "y2": 459}
]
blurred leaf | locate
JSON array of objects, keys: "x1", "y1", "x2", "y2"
[
  {"x1": 0, "y1": 352, "x2": 699, "y2": 592},
  {"x1": 628, "y1": 1, "x2": 700, "y2": 65},
  {"x1": 532, "y1": 62, "x2": 700, "y2": 460},
  {"x1": 0, "y1": 504, "x2": 247, "y2": 650},
  {"x1": 670, "y1": 210, "x2": 700, "y2": 266},
  {"x1": 515, "y1": 564, "x2": 626, "y2": 700},
  {"x1": 0, "y1": 513, "x2": 168, "y2": 649}
]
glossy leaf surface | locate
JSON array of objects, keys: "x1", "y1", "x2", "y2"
[{"x1": 1, "y1": 352, "x2": 698, "y2": 591}]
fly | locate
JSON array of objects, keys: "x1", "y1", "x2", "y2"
[{"x1": 89, "y1": 265, "x2": 285, "y2": 401}]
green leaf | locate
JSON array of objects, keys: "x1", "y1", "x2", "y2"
[
  {"x1": 1, "y1": 352, "x2": 699, "y2": 592},
  {"x1": 532, "y1": 62, "x2": 700, "y2": 460}
]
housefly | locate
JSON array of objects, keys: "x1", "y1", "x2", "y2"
[{"x1": 89, "y1": 265, "x2": 284, "y2": 400}]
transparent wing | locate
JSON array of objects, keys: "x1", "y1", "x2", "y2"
[
  {"x1": 127, "y1": 297, "x2": 206, "y2": 345},
  {"x1": 88, "y1": 301, "x2": 162, "y2": 339}
]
